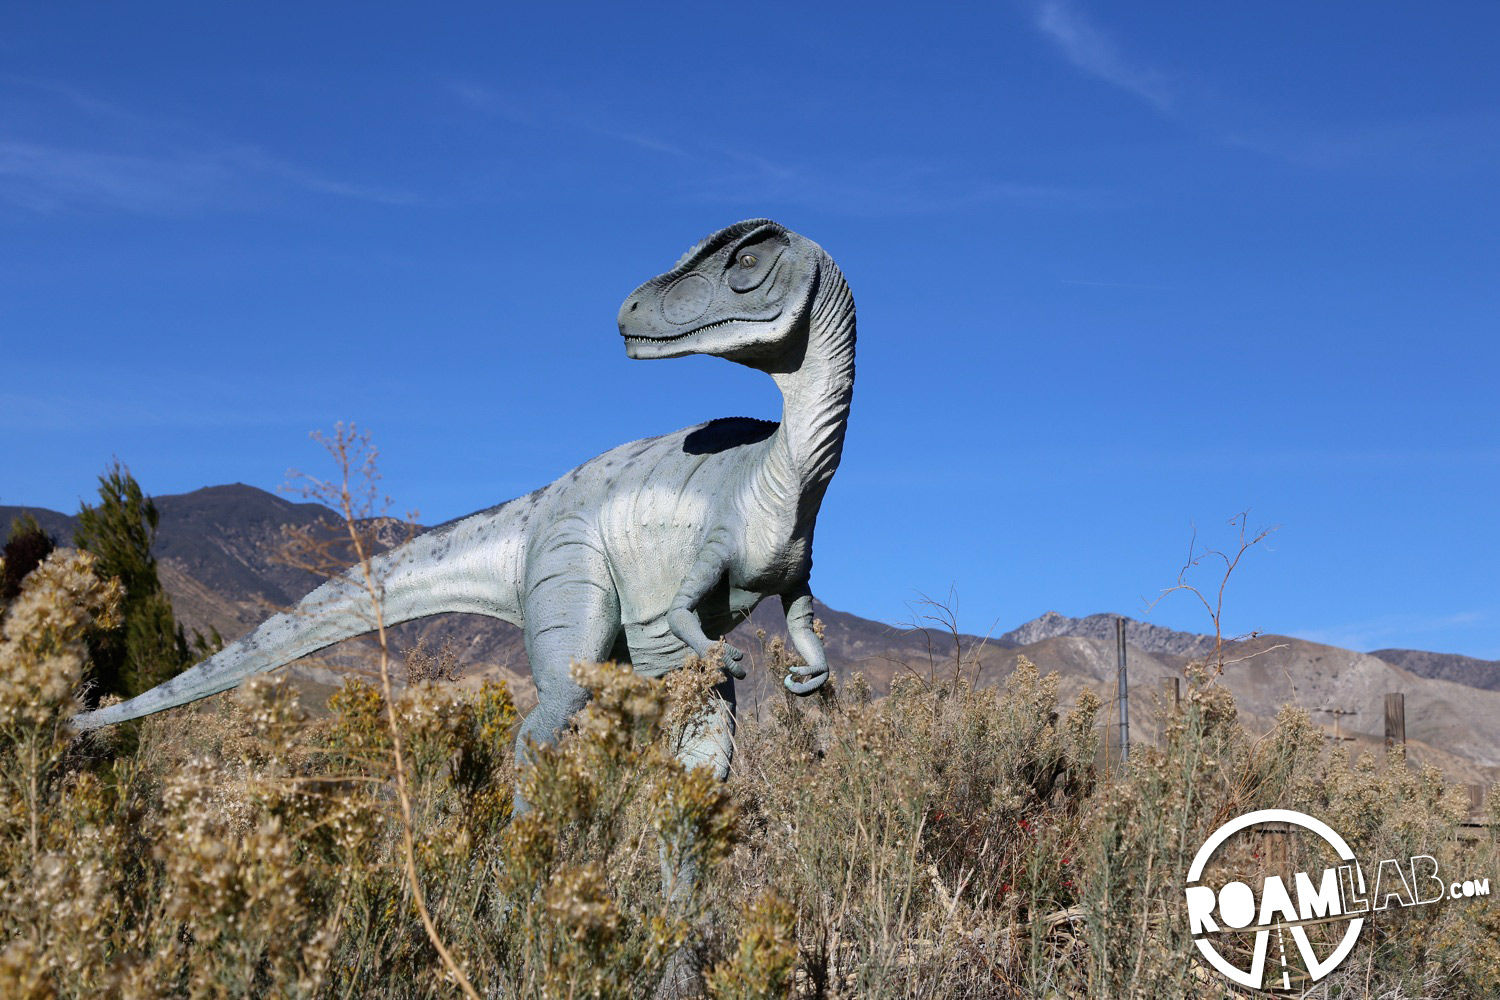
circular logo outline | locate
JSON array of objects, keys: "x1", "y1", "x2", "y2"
[{"x1": 1185, "y1": 808, "x2": 1364, "y2": 990}]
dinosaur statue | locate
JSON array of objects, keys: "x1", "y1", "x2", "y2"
[{"x1": 72, "y1": 218, "x2": 855, "y2": 781}]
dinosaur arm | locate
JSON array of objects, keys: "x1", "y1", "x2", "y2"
[
  {"x1": 781, "y1": 582, "x2": 830, "y2": 695},
  {"x1": 665, "y1": 531, "x2": 748, "y2": 679}
]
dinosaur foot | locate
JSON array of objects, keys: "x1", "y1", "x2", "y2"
[{"x1": 784, "y1": 663, "x2": 828, "y2": 695}]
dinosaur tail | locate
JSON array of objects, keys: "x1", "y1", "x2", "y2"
[{"x1": 70, "y1": 505, "x2": 524, "y2": 731}]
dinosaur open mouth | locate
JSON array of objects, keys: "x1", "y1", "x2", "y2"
[{"x1": 621, "y1": 315, "x2": 774, "y2": 343}]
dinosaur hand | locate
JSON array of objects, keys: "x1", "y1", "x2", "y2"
[
  {"x1": 783, "y1": 662, "x2": 828, "y2": 696},
  {"x1": 709, "y1": 640, "x2": 747, "y2": 680}
]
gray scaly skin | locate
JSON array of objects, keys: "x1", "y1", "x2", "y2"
[{"x1": 72, "y1": 219, "x2": 855, "y2": 780}]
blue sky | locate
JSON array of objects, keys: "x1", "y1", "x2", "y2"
[{"x1": 3, "y1": 3, "x2": 1497, "y2": 657}]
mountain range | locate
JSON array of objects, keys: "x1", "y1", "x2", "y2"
[{"x1": 4, "y1": 484, "x2": 1498, "y2": 786}]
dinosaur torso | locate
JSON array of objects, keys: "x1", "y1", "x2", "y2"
[{"x1": 422, "y1": 414, "x2": 816, "y2": 677}]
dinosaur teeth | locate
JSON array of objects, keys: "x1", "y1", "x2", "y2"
[{"x1": 622, "y1": 317, "x2": 741, "y2": 343}]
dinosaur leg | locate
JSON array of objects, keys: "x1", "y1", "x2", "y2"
[
  {"x1": 654, "y1": 674, "x2": 737, "y2": 998},
  {"x1": 623, "y1": 620, "x2": 738, "y2": 779},
  {"x1": 674, "y1": 676, "x2": 736, "y2": 780},
  {"x1": 512, "y1": 532, "x2": 622, "y2": 793}
]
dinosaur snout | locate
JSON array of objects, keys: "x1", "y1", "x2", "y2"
[{"x1": 618, "y1": 292, "x2": 646, "y2": 336}]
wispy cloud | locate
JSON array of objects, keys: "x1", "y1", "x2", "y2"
[
  {"x1": 0, "y1": 80, "x2": 422, "y2": 214},
  {"x1": 1063, "y1": 445, "x2": 1500, "y2": 476},
  {"x1": 230, "y1": 147, "x2": 424, "y2": 206},
  {"x1": 1223, "y1": 110, "x2": 1500, "y2": 172},
  {"x1": 1293, "y1": 609, "x2": 1496, "y2": 655},
  {"x1": 447, "y1": 80, "x2": 687, "y2": 157},
  {"x1": 679, "y1": 150, "x2": 1090, "y2": 217},
  {"x1": 446, "y1": 80, "x2": 1082, "y2": 216},
  {"x1": 446, "y1": 81, "x2": 532, "y2": 123},
  {"x1": 1029, "y1": 5, "x2": 1499, "y2": 177},
  {"x1": 0, "y1": 140, "x2": 422, "y2": 213},
  {"x1": 1032, "y1": 0, "x2": 1172, "y2": 112},
  {"x1": 0, "y1": 361, "x2": 372, "y2": 433},
  {"x1": 1059, "y1": 278, "x2": 1175, "y2": 291},
  {"x1": 5, "y1": 76, "x2": 159, "y2": 128},
  {"x1": 0, "y1": 387, "x2": 319, "y2": 432},
  {"x1": 588, "y1": 127, "x2": 688, "y2": 158},
  {"x1": 0, "y1": 142, "x2": 229, "y2": 213}
]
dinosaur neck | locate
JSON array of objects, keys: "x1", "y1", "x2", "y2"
[{"x1": 762, "y1": 258, "x2": 856, "y2": 522}]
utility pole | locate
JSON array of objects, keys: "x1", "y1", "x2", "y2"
[
  {"x1": 1116, "y1": 616, "x2": 1130, "y2": 763},
  {"x1": 1314, "y1": 707, "x2": 1358, "y2": 744}
]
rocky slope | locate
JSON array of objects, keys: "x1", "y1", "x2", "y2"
[{"x1": 1370, "y1": 647, "x2": 1500, "y2": 692}]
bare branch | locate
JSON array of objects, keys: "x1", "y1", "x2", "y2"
[
  {"x1": 285, "y1": 422, "x2": 480, "y2": 1000},
  {"x1": 1142, "y1": 510, "x2": 1279, "y2": 678}
]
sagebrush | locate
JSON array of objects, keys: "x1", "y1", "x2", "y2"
[{"x1": 0, "y1": 548, "x2": 1496, "y2": 997}]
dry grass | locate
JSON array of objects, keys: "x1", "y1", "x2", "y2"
[
  {"x1": 1, "y1": 586, "x2": 1496, "y2": 997},
  {"x1": 3, "y1": 447, "x2": 1496, "y2": 997}
]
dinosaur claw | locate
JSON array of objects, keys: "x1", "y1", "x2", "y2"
[
  {"x1": 710, "y1": 642, "x2": 747, "y2": 679},
  {"x1": 784, "y1": 669, "x2": 828, "y2": 696}
]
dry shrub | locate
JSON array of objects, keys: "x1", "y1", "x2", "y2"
[
  {"x1": 717, "y1": 650, "x2": 1100, "y2": 998},
  {"x1": 403, "y1": 636, "x2": 463, "y2": 684},
  {"x1": 494, "y1": 659, "x2": 738, "y2": 997},
  {"x1": 2, "y1": 546, "x2": 1497, "y2": 997}
]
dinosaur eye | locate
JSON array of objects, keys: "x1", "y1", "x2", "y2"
[{"x1": 727, "y1": 237, "x2": 783, "y2": 292}]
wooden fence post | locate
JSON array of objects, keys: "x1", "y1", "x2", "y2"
[{"x1": 1384, "y1": 693, "x2": 1406, "y2": 749}]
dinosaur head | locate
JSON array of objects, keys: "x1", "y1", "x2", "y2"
[{"x1": 618, "y1": 219, "x2": 821, "y2": 369}]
